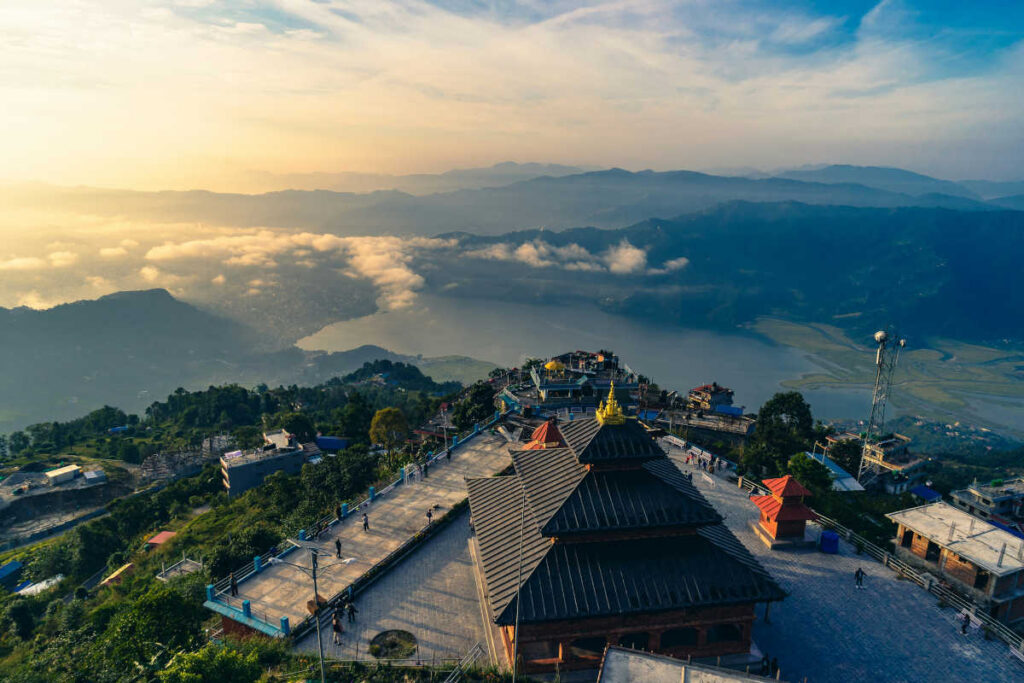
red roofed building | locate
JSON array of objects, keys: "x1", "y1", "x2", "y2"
[
  {"x1": 523, "y1": 418, "x2": 567, "y2": 450},
  {"x1": 146, "y1": 531, "x2": 177, "y2": 547},
  {"x1": 750, "y1": 475, "x2": 817, "y2": 547}
]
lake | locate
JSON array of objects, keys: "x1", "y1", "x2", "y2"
[{"x1": 298, "y1": 295, "x2": 875, "y2": 421}]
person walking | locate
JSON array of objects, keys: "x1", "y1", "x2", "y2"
[
  {"x1": 335, "y1": 538, "x2": 342, "y2": 558},
  {"x1": 855, "y1": 567, "x2": 865, "y2": 589},
  {"x1": 426, "y1": 508, "x2": 433, "y2": 525},
  {"x1": 332, "y1": 613, "x2": 344, "y2": 645},
  {"x1": 961, "y1": 612, "x2": 971, "y2": 635},
  {"x1": 346, "y1": 601, "x2": 358, "y2": 623},
  {"x1": 362, "y1": 513, "x2": 369, "y2": 531},
  {"x1": 229, "y1": 572, "x2": 238, "y2": 597}
]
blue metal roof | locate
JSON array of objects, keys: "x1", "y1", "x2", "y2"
[
  {"x1": 989, "y1": 520, "x2": 1024, "y2": 540},
  {"x1": 315, "y1": 436, "x2": 350, "y2": 451},
  {"x1": 637, "y1": 409, "x2": 661, "y2": 421},
  {"x1": 0, "y1": 561, "x2": 23, "y2": 581},
  {"x1": 713, "y1": 405, "x2": 744, "y2": 417},
  {"x1": 909, "y1": 485, "x2": 941, "y2": 502}
]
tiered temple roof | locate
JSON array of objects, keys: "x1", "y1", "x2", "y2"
[{"x1": 468, "y1": 387, "x2": 785, "y2": 626}]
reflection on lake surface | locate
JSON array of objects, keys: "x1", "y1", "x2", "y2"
[{"x1": 299, "y1": 295, "x2": 874, "y2": 420}]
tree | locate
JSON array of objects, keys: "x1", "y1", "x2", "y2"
[
  {"x1": 829, "y1": 439, "x2": 862, "y2": 476},
  {"x1": 451, "y1": 382, "x2": 495, "y2": 431},
  {"x1": 4, "y1": 599, "x2": 35, "y2": 640},
  {"x1": 369, "y1": 408, "x2": 408, "y2": 467},
  {"x1": 279, "y1": 412, "x2": 316, "y2": 443},
  {"x1": 787, "y1": 453, "x2": 834, "y2": 499},
  {"x1": 158, "y1": 643, "x2": 261, "y2": 683},
  {"x1": 744, "y1": 391, "x2": 815, "y2": 476}
]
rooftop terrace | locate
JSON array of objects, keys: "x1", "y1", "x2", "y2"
[{"x1": 887, "y1": 502, "x2": 1024, "y2": 576}]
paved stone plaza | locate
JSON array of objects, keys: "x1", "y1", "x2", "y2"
[
  {"x1": 228, "y1": 432, "x2": 510, "y2": 627},
  {"x1": 664, "y1": 445, "x2": 1024, "y2": 683},
  {"x1": 296, "y1": 512, "x2": 486, "y2": 662}
]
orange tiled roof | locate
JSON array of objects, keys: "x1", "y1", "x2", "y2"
[
  {"x1": 524, "y1": 420, "x2": 566, "y2": 450},
  {"x1": 763, "y1": 475, "x2": 813, "y2": 498},
  {"x1": 751, "y1": 495, "x2": 818, "y2": 522}
]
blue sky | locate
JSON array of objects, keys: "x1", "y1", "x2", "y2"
[{"x1": 1, "y1": 0, "x2": 1022, "y2": 188}]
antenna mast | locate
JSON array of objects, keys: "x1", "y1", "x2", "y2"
[{"x1": 857, "y1": 328, "x2": 906, "y2": 483}]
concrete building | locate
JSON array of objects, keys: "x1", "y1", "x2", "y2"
[
  {"x1": 887, "y1": 502, "x2": 1024, "y2": 623},
  {"x1": 220, "y1": 439, "x2": 319, "y2": 498},
  {"x1": 44, "y1": 464, "x2": 80, "y2": 485},
  {"x1": 687, "y1": 382, "x2": 735, "y2": 412},
  {"x1": 950, "y1": 478, "x2": 1024, "y2": 522}
]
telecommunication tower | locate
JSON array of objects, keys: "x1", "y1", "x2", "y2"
[{"x1": 857, "y1": 329, "x2": 907, "y2": 482}]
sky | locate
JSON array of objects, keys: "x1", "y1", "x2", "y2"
[{"x1": 1, "y1": 0, "x2": 1023, "y2": 190}]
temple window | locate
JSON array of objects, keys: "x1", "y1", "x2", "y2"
[
  {"x1": 660, "y1": 627, "x2": 699, "y2": 648},
  {"x1": 706, "y1": 623, "x2": 743, "y2": 643}
]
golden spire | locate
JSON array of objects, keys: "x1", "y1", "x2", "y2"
[{"x1": 596, "y1": 382, "x2": 625, "y2": 425}]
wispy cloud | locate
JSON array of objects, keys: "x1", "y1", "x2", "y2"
[
  {"x1": 466, "y1": 237, "x2": 685, "y2": 275},
  {"x1": 0, "y1": 0, "x2": 1021, "y2": 187}
]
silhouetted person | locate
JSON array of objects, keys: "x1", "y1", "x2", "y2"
[
  {"x1": 346, "y1": 601, "x2": 358, "y2": 623},
  {"x1": 332, "y1": 613, "x2": 343, "y2": 644},
  {"x1": 229, "y1": 572, "x2": 238, "y2": 597},
  {"x1": 362, "y1": 513, "x2": 369, "y2": 531},
  {"x1": 335, "y1": 504, "x2": 342, "y2": 521},
  {"x1": 855, "y1": 567, "x2": 865, "y2": 589},
  {"x1": 426, "y1": 508, "x2": 433, "y2": 525},
  {"x1": 335, "y1": 538, "x2": 342, "y2": 558},
  {"x1": 961, "y1": 612, "x2": 971, "y2": 634}
]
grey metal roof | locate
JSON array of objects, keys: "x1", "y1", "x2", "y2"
[
  {"x1": 560, "y1": 417, "x2": 664, "y2": 463},
  {"x1": 510, "y1": 447, "x2": 587, "y2": 530},
  {"x1": 466, "y1": 475, "x2": 551, "y2": 622},
  {"x1": 499, "y1": 531, "x2": 786, "y2": 625},
  {"x1": 542, "y1": 459, "x2": 722, "y2": 535}
]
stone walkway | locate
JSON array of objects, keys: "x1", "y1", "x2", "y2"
[
  {"x1": 666, "y1": 449, "x2": 1024, "y2": 683},
  {"x1": 227, "y1": 433, "x2": 510, "y2": 627},
  {"x1": 295, "y1": 511, "x2": 486, "y2": 663}
]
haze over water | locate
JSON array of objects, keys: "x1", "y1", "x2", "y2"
[{"x1": 299, "y1": 295, "x2": 872, "y2": 421}]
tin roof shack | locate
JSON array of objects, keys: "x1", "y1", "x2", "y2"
[
  {"x1": 950, "y1": 479, "x2": 1024, "y2": 523},
  {"x1": 467, "y1": 387, "x2": 784, "y2": 674},
  {"x1": 220, "y1": 441, "x2": 319, "y2": 498},
  {"x1": 687, "y1": 382, "x2": 735, "y2": 412},
  {"x1": 887, "y1": 502, "x2": 1024, "y2": 624}
]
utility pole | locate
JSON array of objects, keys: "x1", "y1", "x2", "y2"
[
  {"x1": 311, "y1": 551, "x2": 325, "y2": 683},
  {"x1": 271, "y1": 542, "x2": 357, "y2": 683}
]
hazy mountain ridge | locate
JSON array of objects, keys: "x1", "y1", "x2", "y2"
[
  {"x1": 0, "y1": 290, "x2": 489, "y2": 432},
  {"x1": 3, "y1": 166, "x2": 1004, "y2": 236},
  {"x1": 242, "y1": 161, "x2": 594, "y2": 194}
]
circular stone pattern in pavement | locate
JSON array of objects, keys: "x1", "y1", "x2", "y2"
[{"x1": 369, "y1": 629, "x2": 417, "y2": 659}]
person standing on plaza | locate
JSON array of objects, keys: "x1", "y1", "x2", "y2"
[
  {"x1": 855, "y1": 567, "x2": 865, "y2": 589},
  {"x1": 229, "y1": 572, "x2": 238, "y2": 597},
  {"x1": 346, "y1": 601, "x2": 358, "y2": 623},
  {"x1": 426, "y1": 508, "x2": 433, "y2": 525},
  {"x1": 335, "y1": 503, "x2": 342, "y2": 522},
  {"x1": 961, "y1": 612, "x2": 971, "y2": 635},
  {"x1": 335, "y1": 537, "x2": 342, "y2": 558},
  {"x1": 332, "y1": 613, "x2": 344, "y2": 644},
  {"x1": 362, "y1": 513, "x2": 369, "y2": 532}
]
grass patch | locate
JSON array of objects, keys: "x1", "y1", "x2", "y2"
[{"x1": 369, "y1": 630, "x2": 417, "y2": 659}]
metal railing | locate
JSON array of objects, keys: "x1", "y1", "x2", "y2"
[
  {"x1": 443, "y1": 642, "x2": 487, "y2": 683},
  {"x1": 207, "y1": 410, "x2": 509, "y2": 633},
  {"x1": 735, "y1": 477, "x2": 1024, "y2": 653}
]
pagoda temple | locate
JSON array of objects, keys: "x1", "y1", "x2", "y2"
[
  {"x1": 467, "y1": 385, "x2": 785, "y2": 673},
  {"x1": 750, "y1": 475, "x2": 817, "y2": 548}
]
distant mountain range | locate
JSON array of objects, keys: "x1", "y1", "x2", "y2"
[
  {"x1": 241, "y1": 161, "x2": 595, "y2": 194},
  {"x1": 5, "y1": 164, "x2": 1016, "y2": 236},
  {"x1": 433, "y1": 201, "x2": 1024, "y2": 341},
  {"x1": 0, "y1": 290, "x2": 490, "y2": 433}
]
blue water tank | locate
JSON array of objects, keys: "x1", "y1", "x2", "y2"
[{"x1": 820, "y1": 530, "x2": 840, "y2": 554}]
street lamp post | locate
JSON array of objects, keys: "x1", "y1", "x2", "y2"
[{"x1": 270, "y1": 541, "x2": 356, "y2": 683}]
